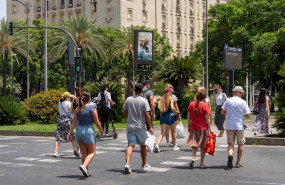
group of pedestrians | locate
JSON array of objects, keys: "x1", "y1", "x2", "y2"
[{"x1": 53, "y1": 81, "x2": 271, "y2": 177}]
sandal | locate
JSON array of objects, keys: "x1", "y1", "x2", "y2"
[
  {"x1": 189, "y1": 159, "x2": 195, "y2": 168},
  {"x1": 236, "y1": 163, "x2": 243, "y2": 168}
]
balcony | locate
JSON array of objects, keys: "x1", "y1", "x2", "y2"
[
  {"x1": 52, "y1": 6, "x2": 56, "y2": 10},
  {"x1": 77, "y1": 2, "x2": 81, "y2": 6},
  {"x1": 69, "y1": 4, "x2": 73, "y2": 8},
  {"x1": 37, "y1": 6, "x2": 41, "y2": 12}
]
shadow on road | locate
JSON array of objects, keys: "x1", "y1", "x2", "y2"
[
  {"x1": 106, "y1": 168, "x2": 147, "y2": 175},
  {"x1": 57, "y1": 175, "x2": 86, "y2": 180},
  {"x1": 171, "y1": 165, "x2": 228, "y2": 170}
]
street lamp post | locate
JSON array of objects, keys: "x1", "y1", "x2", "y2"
[
  {"x1": 206, "y1": 0, "x2": 209, "y2": 93},
  {"x1": 44, "y1": 0, "x2": 48, "y2": 91},
  {"x1": 12, "y1": 0, "x2": 30, "y2": 98}
]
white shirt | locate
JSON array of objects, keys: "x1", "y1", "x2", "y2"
[
  {"x1": 215, "y1": 93, "x2": 227, "y2": 106},
  {"x1": 58, "y1": 101, "x2": 71, "y2": 116},
  {"x1": 222, "y1": 96, "x2": 250, "y2": 130},
  {"x1": 97, "y1": 91, "x2": 111, "y2": 109}
]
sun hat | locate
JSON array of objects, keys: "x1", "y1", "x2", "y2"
[
  {"x1": 61, "y1": 92, "x2": 75, "y2": 98},
  {"x1": 164, "y1": 87, "x2": 175, "y2": 93},
  {"x1": 232, "y1": 86, "x2": 244, "y2": 93}
]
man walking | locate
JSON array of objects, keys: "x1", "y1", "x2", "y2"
[
  {"x1": 123, "y1": 83, "x2": 154, "y2": 174},
  {"x1": 142, "y1": 80, "x2": 156, "y2": 130},
  {"x1": 221, "y1": 86, "x2": 250, "y2": 169}
]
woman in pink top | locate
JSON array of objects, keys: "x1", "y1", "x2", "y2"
[{"x1": 187, "y1": 89, "x2": 212, "y2": 169}]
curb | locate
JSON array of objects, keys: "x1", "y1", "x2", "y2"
[
  {"x1": 0, "y1": 130, "x2": 55, "y2": 137},
  {"x1": 245, "y1": 137, "x2": 285, "y2": 146}
]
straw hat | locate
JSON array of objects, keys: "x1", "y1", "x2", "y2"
[
  {"x1": 232, "y1": 86, "x2": 244, "y2": 93},
  {"x1": 61, "y1": 92, "x2": 75, "y2": 98}
]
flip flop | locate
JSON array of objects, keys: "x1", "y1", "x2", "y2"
[{"x1": 236, "y1": 163, "x2": 243, "y2": 168}]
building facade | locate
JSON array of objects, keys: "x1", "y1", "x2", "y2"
[{"x1": 7, "y1": 0, "x2": 227, "y2": 55}]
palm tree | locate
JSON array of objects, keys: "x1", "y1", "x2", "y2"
[
  {"x1": 49, "y1": 16, "x2": 109, "y2": 62},
  {"x1": 154, "y1": 56, "x2": 202, "y2": 98},
  {"x1": 0, "y1": 19, "x2": 29, "y2": 96},
  {"x1": 111, "y1": 26, "x2": 135, "y2": 98}
]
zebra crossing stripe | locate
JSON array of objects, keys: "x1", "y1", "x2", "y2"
[
  {"x1": 15, "y1": 157, "x2": 41, "y2": 161},
  {"x1": 103, "y1": 147, "x2": 125, "y2": 151},
  {"x1": 177, "y1": 156, "x2": 200, "y2": 161},
  {"x1": 38, "y1": 159, "x2": 61, "y2": 163},
  {"x1": 143, "y1": 167, "x2": 171, "y2": 172},
  {"x1": 0, "y1": 161, "x2": 13, "y2": 165},
  {"x1": 96, "y1": 151, "x2": 106, "y2": 154},
  {"x1": 160, "y1": 161, "x2": 188, "y2": 166},
  {"x1": 0, "y1": 145, "x2": 9, "y2": 148},
  {"x1": 13, "y1": 163, "x2": 35, "y2": 167}
]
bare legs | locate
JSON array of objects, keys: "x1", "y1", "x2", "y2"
[
  {"x1": 169, "y1": 124, "x2": 177, "y2": 147},
  {"x1": 125, "y1": 145, "x2": 147, "y2": 166},
  {"x1": 191, "y1": 146, "x2": 206, "y2": 164},
  {"x1": 227, "y1": 144, "x2": 243, "y2": 166},
  {"x1": 54, "y1": 140, "x2": 77, "y2": 153},
  {"x1": 156, "y1": 124, "x2": 167, "y2": 146},
  {"x1": 79, "y1": 141, "x2": 96, "y2": 172}
]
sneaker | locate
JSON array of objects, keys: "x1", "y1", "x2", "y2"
[
  {"x1": 173, "y1": 146, "x2": 180, "y2": 151},
  {"x1": 200, "y1": 163, "x2": 207, "y2": 169},
  {"x1": 53, "y1": 152, "x2": 59, "y2": 158},
  {"x1": 79, "y1": 165, "x2": 88, "y2": 177},
  {"x1": 87, "y1": 170, "x2": 91, "y2": 177},
  {"x1": 142, "y1": 163, "x2": 151, "y2": 170},
  {"x1": 227, "y1": 156, "x2": 233, "y2": 170},
  {"x1": 124, "y1": 163, "x2": 132, "y2": 174},
  {"x1": 154, "y1": 145, "x2": 160, "y2": 153},
  {"x1": 168, "y1": 143, "x2": 173, "y2": 147},
  {"x1": 189, "y1": 159, "x2": 195, "y2": 168},
  {"x1": 74, "y1": 149, "x2": 80, "y2": 157}
]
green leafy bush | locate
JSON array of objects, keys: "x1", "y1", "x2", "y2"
[
  {"x1": 84, "y1": 82, "x2": 125, "y2": 122},
  {"x1": 0, "y1": 96, "x2": 27, "y2": 125},
  {"x1": 178, "y1": 93, "x2": 195, "y2": 119},
  {"x1": 24, "y1": 89, "x2": 63, "y2": 124}
]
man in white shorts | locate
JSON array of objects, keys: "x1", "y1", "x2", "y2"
[
  {"x1": 221, "y1": 86, "x2": 250, "y2": 169},
  {"x1": 123, "y1": 83, "x2": 153, "y2": 174}
]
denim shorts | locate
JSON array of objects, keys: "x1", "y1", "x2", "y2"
[
  {"x1": 127, "y1": 130, "x2": 147, "y2": 146},
  {"x1": 76, "y1": 124, "x2": 97, "y2": 144},
  {"x1": 160, "y1": 112, "x2": 175, "y2": 125}
]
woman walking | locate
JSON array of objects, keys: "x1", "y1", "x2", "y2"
[
  {"x1": 165, "y1": 85, "x2": 181, "y2": 147},
  {"x1": 53, "y1": 92, "x2": 79, "y2": 158},
  {"x1": 68, "y1": 91, "x2": 104, "y2": 177},
  {"x1": 214, "y1": 85, "x2": 227, "y2": 137},
  {"x1": 187, "y1": 89, "x2": 212, "y2": 169},
  {"x1": 155, "y1": 88, "x2": 180, "y2": 152},
  {"x1": 252, "y1": 88, "x2": 270, "y2": 135}
]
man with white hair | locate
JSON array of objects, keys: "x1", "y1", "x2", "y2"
[{"x1": 221, "y1": 86, "x2": 250, "y2": 170}]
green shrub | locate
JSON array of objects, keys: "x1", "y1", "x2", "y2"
[
  {"x1": 0, "y1": 96, "x2": 27, "y2": 125},
  {"x1": 84, "y1": 81, "x2": 125, "y2": 122},
  {"x1": 24, "y1": 89, "x2": 63, "y2": 124},
  {"x1": 178, "y1": 93, "x2": 195, "y2": 119}
]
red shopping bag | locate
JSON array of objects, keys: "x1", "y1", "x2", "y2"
[{"x1": 205, "y1": 132, "x2": 216, "y2": 156}]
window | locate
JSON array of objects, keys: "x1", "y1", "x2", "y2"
[
  {"x1": 12, "y1": 4, "x2": 17, "y2": 14},
  {"x1": 203, "y1": 5, "x2": 206, "y2": 12},
  {"x1": 177, "y1": 34, "x2": 181, "y2": 46},
  {"x1": 107, "y1": 8, "x2": 113, "y2": 19},
  {"x1": 190, "y1": 19, "x2": 194, "y2": 27},
  {"x1": 190, "y1": 36, "x2": 194, "y2": 44},
  {"x1": 143, "y1": 11, "x2": 147, "y2": 22},
  {"x1": 127, "y1": 9, "x2": 133, "y2": 20},
  {"x1": 190, "y1": 2, "x2": 194, "y2": 9},
  {"x1": 52, "y1": 15, "x2": 56, "y2": 23},
  {"x1": 162, "y1": 15, "x2": 166, "y2": 24}
]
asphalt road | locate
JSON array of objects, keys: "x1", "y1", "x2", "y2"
[{"x1": 0, "y1": 133, "x2": 284, "y2": 185}]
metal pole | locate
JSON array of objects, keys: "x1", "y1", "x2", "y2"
[
  {"x1": 246, "y1": 72, "x2": 249, "y2": 103},
  {"x1": 11, "y1": 52, "x2": 14, "y2": 97},
  {"x1": 44, "y1": 0, "x2": 48, "y2": 91},
  {"x1": 26, "y1": 6, "x2": 30, "y2": 98},
  {"x1": 205, "y1": 0, "x2": 209, "y2": 93},
  {"x1": 232, "y1": 70, "x2": 235, "y2": 96}
]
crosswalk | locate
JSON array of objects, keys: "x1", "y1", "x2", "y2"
[{"x1": 0, "y1": 137, "x2": 228, "y2": 173}]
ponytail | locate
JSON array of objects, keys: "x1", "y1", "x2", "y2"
[
  {"x1": 194, "y1": 100, "x2": 200, "y2": 114},
  {"x1": 78, "y1": 91, "x2": 91, "y2": 111}
]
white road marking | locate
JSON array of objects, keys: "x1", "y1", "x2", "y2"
[
  {"x1": 0, "y1": 161, "x2": 13, "y2": 165},
  {"x1": 103, "y1": 147, "x2": 125, "y2": 151},
  {"x1": 38, "y1": 159, "x2": 61, "y2": 163},
  {"x1": 13, "y1": 163, "x2": 35, "y2": 167},
  {"x1": 120, "y1": 141, "x2": 128, "y2": 143},
  {"x1": 237, "y1": 181, "x2": 285, "y2": 185},
  {"x1": 0, "y1": 151, "x2": 17, "y2": 155},
  {"x1": 218, "y1": 145, "x2": 228, "y2": 148},
  {"x1": 38, "y1": 153, "x2": 52, "y2": 157},
  {"x1": 0, "y1": 145, "x2": 9, "y2": 148},
  {"x1": 15, "y1": 157, "x2": 41, "y2": 161},
  {"x1": 96, "y1": 151, "x2": 106, "y2": 154},
  {"x1": 33, "y1": 140, "x2": 50, "y2": 142},
  {"x1": 215, "y1": 148, "x2": 227, "y2": 151},
  {"x1": 103, "y1": 143, "x2": 124, "y2": 146},
  {"x1": 177, "y1": 156, "x2": 200, "y2": 161},
  {"x1": 61, "y1": 150, "x2": 74, "y2": 153},
  {"x1": 0, "y1": 137, "x2": 19, "y2": 140},
  {"x1": 143, "y1": 167, "x2": 170, "y2": 172},
  {"x1": 161, "y1": 161, "x2": 188, "y2": 166},
  {"x1": 10, "y1": 142, "x2": 27, "y2": 145}
]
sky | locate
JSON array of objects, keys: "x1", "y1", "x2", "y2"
[{"x1": 0, "y1": 0, "x2": 7, "y2": 20}]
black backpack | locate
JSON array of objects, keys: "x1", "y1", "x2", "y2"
[{"x1": 98, "y1": 92, "x2": 107, "y2": 111}]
